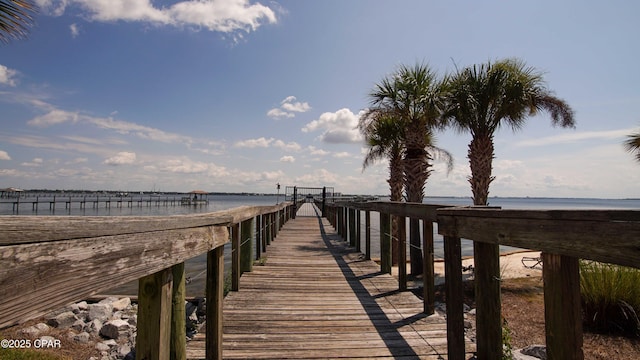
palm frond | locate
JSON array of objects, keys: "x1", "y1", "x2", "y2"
[
  {"x1": 0, "y1": 0, "x2": 37, "y2": 44},
  {"x1": 624, "y1": 131, "x2": 640, "y2": 163}
]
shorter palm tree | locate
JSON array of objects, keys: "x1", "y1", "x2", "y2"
[
  {"x1": 624, "y1": 130, "x2": 640, "y2": 163},
  {"x1": 0, "y1": 0, "x2": 37, "y2": 44}
]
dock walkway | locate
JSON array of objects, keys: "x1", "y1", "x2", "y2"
[{"x1": 186, "y1": 204, "x2": 475, "y2": 359}]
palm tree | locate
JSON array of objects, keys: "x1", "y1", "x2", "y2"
[
  {"x1": 624, "y1": 130, "x2": 640, "y2": 163},
  {"x1": 0, "y1": 0, "x2": 36, "y2": 44},
  {"x1": 444, "y1": 58, "x2": 575, "y2": 358},
  {"x1": 445, "y1": 58, "x2": 575, "y2": 205},
  {"x1": 366, "y1": 63, "x2": 448, "y2": 275},
  {"x1": 360, "y1": 110, "x2": 405, "y2": 203},
  {"x1": 360, "y1": 109, "x2": 453, "y2": 267}
]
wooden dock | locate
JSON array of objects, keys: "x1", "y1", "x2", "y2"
[{"x1": 186, "y1": 204, "x2": 475, "y2": 359}]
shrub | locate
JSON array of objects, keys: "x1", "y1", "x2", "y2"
[{"x1": 580, "y1": 261, "x2": 640, "y2": 337}]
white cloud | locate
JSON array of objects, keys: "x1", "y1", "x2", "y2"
[
  {"x1": 302, "y1": 108, "x2": 364, "y2": 144},
  {"x1": 70, "y1": 23, "x2": 80, "y2": 38},
  {"x1": 516, "y1": 128, "x2": 635, "y2": 147},
  {"x1": 36, "y1": 0, "x2": 277, "y2": 37},
  {"x1": 0, "y1": 150, "x2": 10, "y2": 160},
  {"x1": 280, "y1": 156, "x2": 295, "y2": 163},
  {"x1": 234, "y1": 137, "x2": 273, "y2": 148},
  {"x1": 333, "y1": 152, "x2": 351, "y2": 158},
  {"x1": 267, "y1": 96, "x2": 311, "y2": 119},
  {"x1": 158, "y1": 158, "x2": 209, "y2": 174},
  {"x1": 21, "y1": 158, "x2": 44, "y2": 167},
  {"x1": 27, "y1": 107, "x2": 192, "y2": 144},
  {"x1": 234, "y1": 137, "x2": 301, "y2": 151},
  {"x1": 104, "y1": 152, "x2": 136, "y2": 165},
  {"x1": 307, "y1": 146, "x2": 329, "y2": 156},
  {"x1": 0, "y1": 65, "x2": 18, "y2": 87},
  {"x1": 273, "y1": 140, "x2": 301, "y2": 151}
]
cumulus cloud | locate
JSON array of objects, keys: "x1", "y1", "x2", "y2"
[
  {"x1": 104, "y1": 152, "x2": 136, "y2": 165},
  {"x1": 36, "y1": 0, "x2": 278, "y2": 38},
  {"x1": 302, "y1": 108, "x2": 364, "y2": 144},
  {"x1": 267, "y1": 96, "x2": 311, "y2": 119},
  {"x1": 234, "y1": 137, "x2": 301, "y2": 151},
  {"x1": 0, "y1": 65, "x2": 18, "y2": 87},
  {"x1": 0, "y1": 150, "x2": 10, "y2": 160},
  {"x1": 280, "y1": 156, "x2": 295, "y2": 163}
]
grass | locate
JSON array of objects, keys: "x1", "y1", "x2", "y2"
[
  {"x1": 580, "y1": 261, "x2": 640, "y2": 337},
  {"x1": 0, "y1": 348, "x2": 70, "y2": 360}
]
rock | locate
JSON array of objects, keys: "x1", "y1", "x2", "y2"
[
  {"x1": 464, "y1": 319, "x2": 473, "y2": 329},
  {"x1": 87, "y1": 303, "x2": 113, "y2": 321},
  {"x1": 76, "y1": 301, "x2": 89, "y2": 311},
  {"x1": 22, "y1": 322, "x2": 50, "y2": 336},
  {"x1": 111, "y1": 297, "x2": 131, "y2": 311},
  {"x1": 88, "y1": 319, "x2": 103, "y2": 335},
  {"x1": 73, "y1": 332, "x2": 91, "y2": 343},
  {"x1": 71, "y1": 319, "x2": 85, "y2": 332},
  {"x1": 102, "y1": 339, "x2": 117, "y2": 347},
  {"x1": 521, "y1": 345, "x2": 547, "y2": 359},
  {"x1": 127, "y1": 315, "x2": 137, "y2": 327},
  {"x1": 118, "y1": 344, "x2": 132, "y2": 357},
  {"x1": 47, "y1": 311, "x2": 77, "y2": 329},
  {"x1": 513, "y1": 351, "x2": 540, "y2": 360},
  {"x1": 95, "y1": 342, "x2": 110, "y2": 352},
  {"x1": 100, "y1": 319, "x2": 130, "y2": 340},
  {"x1": 468, "y1": 308, "x2": 476, "y2": 315}
]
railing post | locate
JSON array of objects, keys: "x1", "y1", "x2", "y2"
[
  {"x1": 240, "y1": 218, "x2": 253, "y2": 273},
  {"x1": 444, "y1": 235, "x2": 465, "y2": 360},
  {"x1": 365, "y1": 210, "x2": 371, "y2": 260},
  {"x1": 422, "y1": 220, "x2": 435, "y2": 315},
  {"x1": 270, "y1": 212, "x2": 276, "y2": 241},
  {"x1": 380, "y1": 212, "x2": 391, "y2": 274},
  {"x1": 356, "y1": 210, "x2": 361, "y2": 252},
  {"x1": 543, "y1": 253, "x2": 583, "y2": 360},
  {"x1": 255, "y1": 215, "x2": 262, "y2": 259},
  {"x1": 231, "y1": 223, "x2": 240, "y2": 291},
  {"x1": 137, "y1": 267, "x2": 173, "y2": 360},
  {"x1": 397, "y1": 215, "x2": 407, "y2": 291},
  {"x1": 348, "y1": 208, "x2": 356, "y2": 247},
  {"x1": 474, "y1": 241, "x2": 502, "y2": 359},
  {"x1": 171, "y1": 262, "x2": 186, "y2": 360},
  {"x1": 206, "y1": 245, "x2": 224, "y2": 360}
]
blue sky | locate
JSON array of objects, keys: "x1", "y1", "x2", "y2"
[{"x1": 0, "y1": 0, "x2": 639, "y2": 198}]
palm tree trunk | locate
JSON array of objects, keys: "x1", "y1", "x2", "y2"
[
  {"x1": 388, "y1": 152, "x2": 403, "y2": 266},
  {"x1": 468, "y1": 133, "x2": 495, "y2": 206},
  {"x1": 404, "y1": 129, "x2": 432, "y2": 275}
]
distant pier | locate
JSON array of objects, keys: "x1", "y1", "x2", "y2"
[{"x1": 2, "y1": 193, "x2": 209, "y2": 213}]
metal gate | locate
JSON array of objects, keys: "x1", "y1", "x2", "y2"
[{"x1": 285, "y1": 186, "x2": 335, "y2": 217}]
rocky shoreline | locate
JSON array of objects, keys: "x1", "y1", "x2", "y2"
[
  {"x1": 19, "y1": 296, "x2": 205, "y2": 360},
  {"x1": 16, "y1": 295, "x2": 545, "y2": 360}
]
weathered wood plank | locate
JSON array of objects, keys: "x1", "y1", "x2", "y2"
[
  {"x1": 0, "y1": 203, "x2": 291, "y2": 245},
  {"x1": 437, "y1": 210, "x2": 640, "y2": 268},
  {"x1": 0, "y1": 225, "x2": 229, "y2": 328},
  {"x1": 171, "y1": 262, "x2": 186, "y2": 360},
  {"x1": 137, "y1": 267, "x2": 173, "y2": 360},
  {"x1": 444, "y1": 235, "x2": 465, "y2": 360},
  {"x1": 206, "y1": 246, "x2": 224, "y2": 360},
  {"x1": 543, "y1": 253, "x2": 584, "y2": 360}
]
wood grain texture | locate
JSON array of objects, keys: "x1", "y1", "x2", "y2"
[
  {"x1": 0, "y1": 225, "x2": 229, "y2": 328},
  {"x1": 437, "y1": 208, "x2": 640, "y2": 268}
]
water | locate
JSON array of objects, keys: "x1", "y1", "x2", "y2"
[{"x1": 3, "y1": 194, "x2": 638, "y2": 296}]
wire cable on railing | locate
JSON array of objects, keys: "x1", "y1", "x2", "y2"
[
  {"x1": 230, "y1": 237, "x2": 253, "y2": 253},
  {"x1": 185, "y1": 269, "x2": 207, "y2": 285},
  {"x1": 383, "y1": 231, "x2": 423, "y2": 250}
]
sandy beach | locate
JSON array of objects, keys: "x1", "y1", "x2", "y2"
[{"x1": 392, "y1": 250, "x2": 543, "y2": 287}]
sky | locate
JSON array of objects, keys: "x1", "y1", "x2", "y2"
[{"x1": 0, "y1": 0, "x2": 639, "y2": 198}]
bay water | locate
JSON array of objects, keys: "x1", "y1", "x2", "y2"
[{"x1": 2, "y1": 194, "x2": 638, "y2": 296}]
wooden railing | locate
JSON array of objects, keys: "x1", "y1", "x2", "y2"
[
  {"x1": 326, "y1": 201, "x2": 640, "y2": 360},
  {"x1": 0, "y1": 202, "x2": 296, "y2": 360}
]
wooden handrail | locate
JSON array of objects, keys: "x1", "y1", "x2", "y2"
[
  {"x1": 0, "y1": 201, "x2": 296, "y2": 360},
  {"x1": 327, "y1": 201, "x2": 640, "y2": 360}
]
